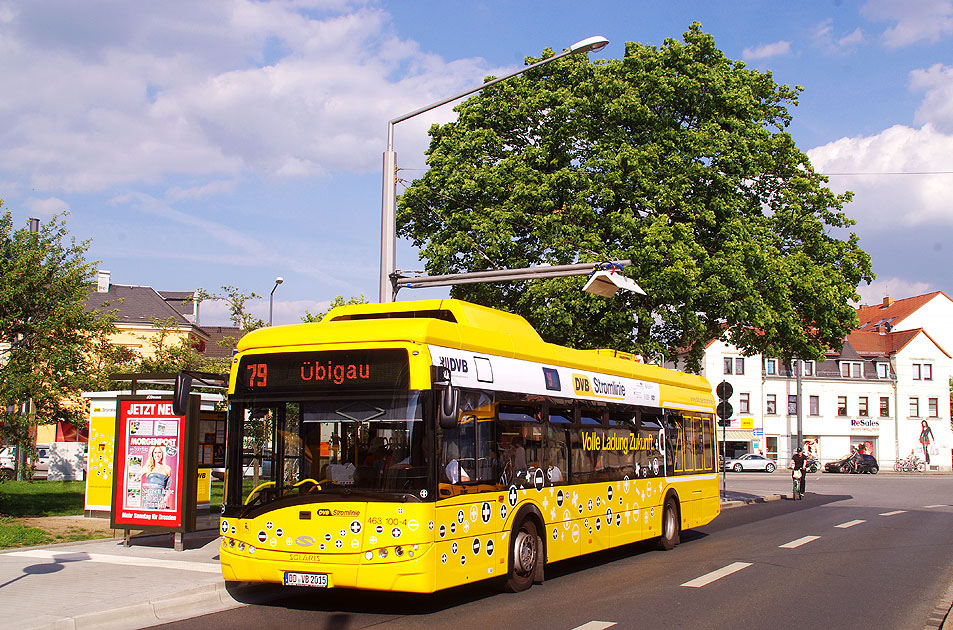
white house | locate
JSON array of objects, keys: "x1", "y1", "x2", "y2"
[{"x1": 673, "y1": 293, "x2": 953, "y2": 471}]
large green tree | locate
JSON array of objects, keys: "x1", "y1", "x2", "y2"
[
  {"x1": 398, "y1": 25, "x2": 872, "y2": 370},
  {"x1": 0, "y1": 206, "x2": 115, "y2": 476}
]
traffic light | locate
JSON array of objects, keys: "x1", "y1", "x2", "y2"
[{"x1": 716, "y1": 380, "x2": 733, "y2": 427}]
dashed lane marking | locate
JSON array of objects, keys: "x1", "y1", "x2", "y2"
[
  {"x1": 924, "y1": 504, "x2": 948, "y2": 508},
  {"x1": 835, "y1": 520, "x2": 866, "y2": 528},
  {"x1": 879, "y1": 510, "x2": 907, "y2": 516},
  {"x1": 779, "y1": 535, "x2": 820, "y2": 548},
  {"x1": 681, "y1": 562, "x2": 753, "y2": 588},
  {"x1": 570, "y1": 622, "x2": 616, "y2": 630},
  {"x1": 5, "y1": 549, "x2": 221, "y2": 573}
]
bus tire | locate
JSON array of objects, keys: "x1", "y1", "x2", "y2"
[
  {"x1": 504, "y1": 519, "x2": 540, "y2": 592},
  {"x1": 657, "y1": 496, "x2": 680, "y2": 551}
]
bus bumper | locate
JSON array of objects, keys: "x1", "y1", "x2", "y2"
[{"x1": 220, "y1": 544, "x2": 437, "y2": 593}]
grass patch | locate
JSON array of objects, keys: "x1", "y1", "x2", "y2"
[
  {"x1": 0, "y1": 516, "x2": 52, "y2": 548},
  {"x1": 0, "y1": 481, "x2": 87, "y2": 517}
]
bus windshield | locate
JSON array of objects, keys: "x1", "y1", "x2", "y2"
[{"x1": 226, "y1": 392, "x2": 432, "y2": 512}]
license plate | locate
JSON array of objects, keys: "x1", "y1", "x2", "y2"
[{"x1": 283, "y1": 572, "x2": 328, "y2": 588}]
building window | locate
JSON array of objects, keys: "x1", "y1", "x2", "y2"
[
  {"x1": 877, "y1": 363, "x2": 889, "y2": 378},
  {"x1": 787, "y1": 395, "x2": 798, "y2": 415},
  {"x1": 766, "y1": 394, "x2": 777, "y2": 415},
  {"x1": 765, "y1": 359, "x2": 777, "y2": 375},
  {"x1": 739, "y1": 392, "x2": 750, "y2": 414},
  {"x1": 809, "y1": 395, "x2": 819, "y2": 416},
  {"x1": 929, "y1": 398, "x2": 938, "y2": 418},
  {"x1": 803, "y1": 360, "x2": 815, "y2": 376},
  {"x1": 724, "y1": 357, "x2": 745, "y2": 375},
  {"x1": 924, "y1": 364, "x2": 933, "y2": 380},
  {"x1": 909, "y1": 397, "x2": 919, "y2": 418},
  {"x1": 837, "y1": 396, "x2": 847, "y2": 416},
  {"x1": 841, "y1": 362, "x2": 862, "y2": 378},
  {"x1": 913, "y1": 364, "x2": 921, "y2": 380},
  {"x1": 880, "y1": 397, "x2": 890, "y2": 417},
  {"x1": 858, "y1": 397, "x2": 868, "y2": 417}
]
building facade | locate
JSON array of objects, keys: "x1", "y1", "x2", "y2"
[{"x1": 674, "y1": 293, "x2": 953, "y2": 471}]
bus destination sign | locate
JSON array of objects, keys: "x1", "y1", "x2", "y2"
[{"x1": 236, "y1": 349, "x2": 409, "y2": 394}]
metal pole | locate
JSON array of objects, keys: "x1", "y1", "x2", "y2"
[
  {"x1": 380, "y1": 38, "x2": 609, "y2": 302},
  {"x1": 795, "y1": 359, "x2": 803, "y2": 452}
]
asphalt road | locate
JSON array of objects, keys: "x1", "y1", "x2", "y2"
[{"x1": 150, "y1": 473, "x2": 953, "y2": 630}]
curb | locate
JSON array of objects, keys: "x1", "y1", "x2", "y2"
[
  {"x1": 720, "y1": 494, "x2": 784, "y2": 509},
  {"x1": 35, "y1": 581, "x2": 288, "y2": 630}
]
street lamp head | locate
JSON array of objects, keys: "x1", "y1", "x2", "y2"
[
  {"x1": 569, "y1": 36, "x2": 609, "y2": 55},
  {"x1": 275, "y1": 277, "x2": 284, "y2": 285}
]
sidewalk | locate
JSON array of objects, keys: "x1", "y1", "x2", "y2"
[{"x1": 0, "y1": 527, "x2": 281, "y2": 630}]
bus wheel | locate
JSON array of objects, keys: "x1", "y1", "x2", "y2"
[
  {"x1": 504, "y1": 519, "x2": 539, "y2": 592},
  {"x1": 657, "y1": 497, "x2": 680, "y2": 551}
]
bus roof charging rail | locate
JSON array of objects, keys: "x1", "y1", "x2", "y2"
[{"x1": 432, "y1": 365, "x2": 458, "y2": 429}]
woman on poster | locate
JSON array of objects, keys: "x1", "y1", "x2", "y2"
[
  {"x1": 919, "y1": 420, "x2": 935, "y2": 465},
  {"x1": 140, "y1": 445, "x2": 173, "y2": 509}
]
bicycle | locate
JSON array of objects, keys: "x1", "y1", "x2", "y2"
[{"x1": 792, "y1": 469, "x2": 803, "y2": 500}]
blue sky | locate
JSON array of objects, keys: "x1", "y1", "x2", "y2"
[{"x1": 1, "y1": 0, "x2": 952, "y2": 325}]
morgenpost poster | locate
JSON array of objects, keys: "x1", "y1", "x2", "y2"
[{"x1": 111, "y1": 398, "x2": 187, "y2": 530}]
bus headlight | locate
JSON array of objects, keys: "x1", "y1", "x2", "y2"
[
  {"x1": 378, "y1": 548, "x2": 388, "y2": 559},
  {"x1": 394, "y1": 546, "x2": 404, "y2": 557},
  {"x1": 365, "y1": 551, "x2": 373, "y2": 561}
]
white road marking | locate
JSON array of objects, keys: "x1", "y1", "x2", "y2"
[
  {"x1": 835, "y1": 520, "x2": 866, "y2": 528},
  {"x1": 6, "y1": 549, "x2": 221, "y2": 573},
  {"x1": 779, "y1": 535, "x2": 820, "y2": 548},
  {"x1": 924, "y1": 505, "x2": 947, "y2": 509},
  {"x1": 571, "y1": 623, "x2": 616, "y2": 630},
  {"x1": 681, "y1": 562, "x2": 752, "y2": 588},
  {"x1": 879, "y1": 510, "x2": 907, "y2": 516}
]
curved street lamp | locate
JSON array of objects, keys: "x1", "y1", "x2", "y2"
[
  {"x1": 379, "y1": 36, "x2": 609, "y2": 302},
  {"x1": 269, "y1": 276, "x2": 283, "y2": 326}
]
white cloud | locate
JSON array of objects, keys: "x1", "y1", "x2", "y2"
[
  {"x1": 0, "y1": 1, "x2": 502, "y2": 194},
  {"x1": 861, "y1": 0, "x2": 953, "y2": 48},
  {"x1": 855, "y1": 278, "x2": 933, "y2": 305},
  {"x1": 910, "y1": 63, "x2": 953, "y2": 132},
  {"x1": 808, "y1": 123, "x2": 953, "y2": 227},
  {"x1": 742, "y1": 40, "x2": 791, "y2": 60},
  {"x1": 23, "y1": 196, "x2": 70, "y2": 218},
  {"x1": 812, "y1": 19, "x2": 865, "y2": 52}
]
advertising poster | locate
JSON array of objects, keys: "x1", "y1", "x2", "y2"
[
  {"x1": 85, "y1": 402, "x2": 117, "y2": 511},
  {"x1": 111, "y1": 399, "x2": 185, "y2": 529}
]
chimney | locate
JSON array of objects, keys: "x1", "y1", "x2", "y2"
[
  {"x1": 96, "y1": 270, "x2": 111, "y2": 293},
  {"x1": 882, "y1": 296, "x2": 893, "y2": 308}
]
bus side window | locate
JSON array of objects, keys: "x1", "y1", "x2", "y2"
[
  {"x1": 440, "y1": 390, "x2": 495, "y2": 487},
  {"x1": 545, "y1": 407, "x2": 572, "y2": 485},
  {"x1": 607, "y1": 410, "x2": 637, "y2": 481},
  {"x1": 702, "y1": 413, "x2": 715, "y2": 472},
  {"x1": 497, "y1": 402, "x2": 542, "y2": 489},
  {"x1": 639, "y1": 412, "x2": 664, "y2": 478}
]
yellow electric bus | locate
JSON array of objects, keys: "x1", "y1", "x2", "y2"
[{"x1": 219, "y1": 299, "x2": 719, "y2": 593}]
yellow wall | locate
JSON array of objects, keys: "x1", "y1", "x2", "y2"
[{"x1": 110, "y1": 324, "x2": 199, "y2": 360}]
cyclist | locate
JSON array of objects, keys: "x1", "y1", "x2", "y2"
[{"x1": 791, "y1": 447, "x2": 808, "y2": 496}]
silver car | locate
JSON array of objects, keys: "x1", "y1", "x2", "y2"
[{"x1": 724, "y1": 453, "x2": 777, "y2": 473}]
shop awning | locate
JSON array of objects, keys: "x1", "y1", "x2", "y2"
[{"x1": 720, "y1": 429, "x2": 753, "y2": 441}]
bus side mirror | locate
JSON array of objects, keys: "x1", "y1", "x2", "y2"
[
  {"x1": 431, "y1": 366, "x2": 458, "y2": 430},
  {"x1": 172, "y1": 372, "x2": 193, "y2": 417}
]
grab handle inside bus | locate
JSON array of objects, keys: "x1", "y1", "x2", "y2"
[{"x1": 432, "y1": 365, "x2": 458, "y2": 429}]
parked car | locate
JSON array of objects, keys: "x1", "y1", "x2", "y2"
[
  {"x1": 787, "y1": 456, "x2": 820, "y2": 473},
  {"x1": 0, "y1": 445, "x2": 50, "y2": 480},
  {"x1": 724, "y1": 453, "x2": 777, "y2": 473},
  {"x1": 825, "y1": 453, "x2": 879, "y2": 474}
]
